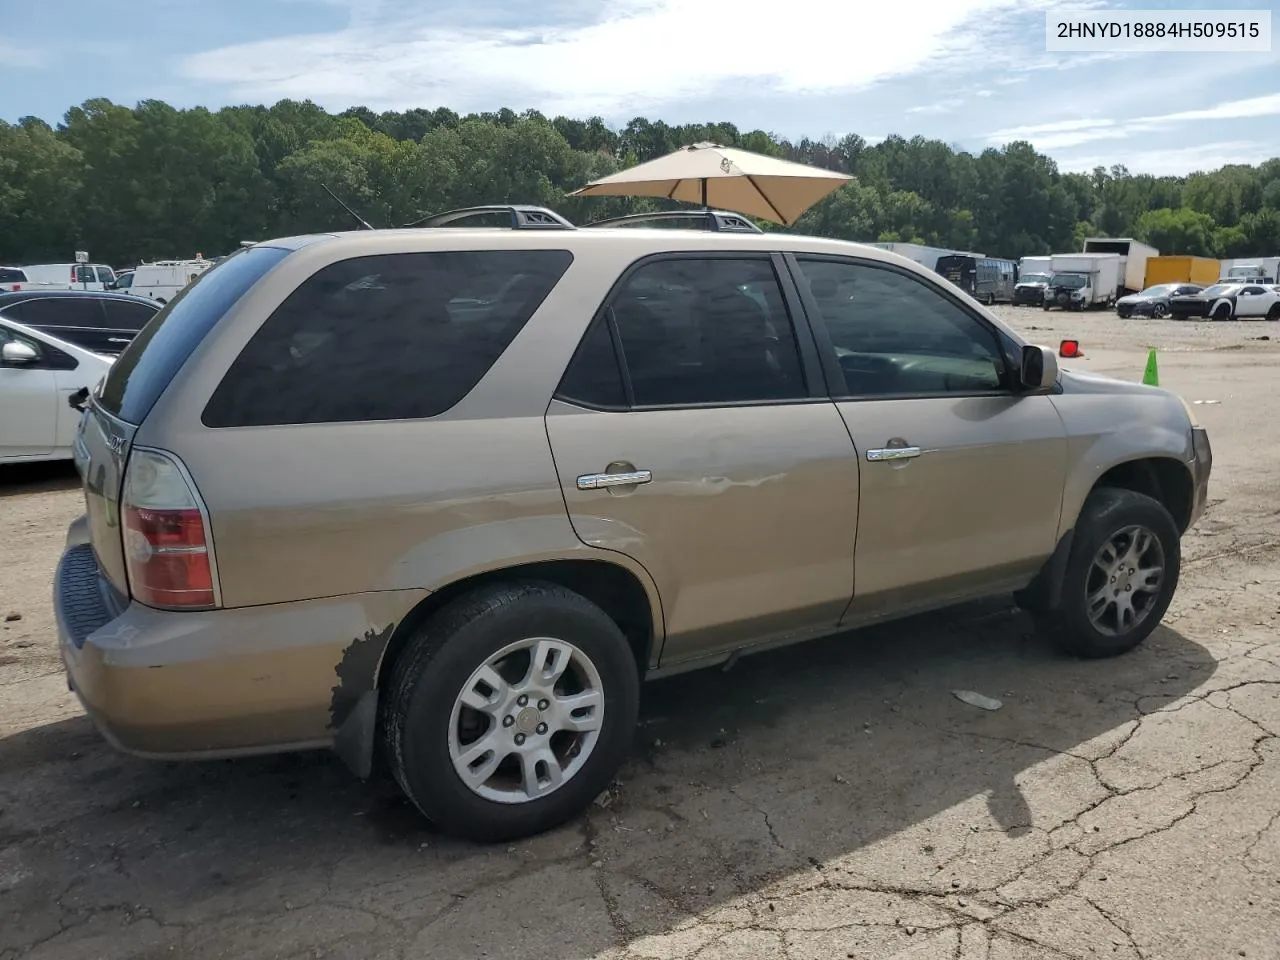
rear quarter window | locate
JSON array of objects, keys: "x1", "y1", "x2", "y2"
[
  {"x1": 96, "y1": 246, "x2": 291, "y2": 424},
  {"x1": 0, "y1": 268, "x2": 26, "y2": 283},
  {"x1": 201, "y1": 249, "x2": 573, "y2": 427}
]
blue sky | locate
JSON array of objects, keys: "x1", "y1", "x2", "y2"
[{"x1": 2, "y1": 0, "x2": 1278, "y2": 175}]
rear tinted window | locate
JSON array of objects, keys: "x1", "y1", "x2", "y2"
[
  {"x1": 0, "y1": 268, "x2": 26, "y2": 283},
  {"x1": 102, "y1": 298, "x2": 159, "y2": 330},
  {"x1": 97, "y1": 246, "x2": 290, "y2": 424},
  {"x1": 202, "y1": 249, "x2": 573, "y2": 427}
]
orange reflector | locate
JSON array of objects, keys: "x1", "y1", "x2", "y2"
[{"x1": 1059, "y1": 339, "x2": 1081, "y2": 358}]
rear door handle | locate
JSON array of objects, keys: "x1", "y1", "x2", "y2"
[
  {"x1": 577, "y1": 470, "x2": 652, "y2": 490},
  {"x1": 866, "y1": 446, "x2": 922, "y2": 462}
]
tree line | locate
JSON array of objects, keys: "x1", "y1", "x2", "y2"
[{"x1": 2, "y1": 97, "x2": 1278, "y2": 266}]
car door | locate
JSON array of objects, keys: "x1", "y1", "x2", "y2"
[
  {"x1": 0, "y1": 324, "x2": 60, "y2": 459},
  {"x1": 785, "y1": 254, "x2": 1068, "y2": 621},
  {"x1": 1235, "y1": 286, "x2": 1268, "y2": 317},
  {"x1": 11, "y1": 297, "x2": 111, "y2": 353},
  {"x1": 545, "y1": 253, "x2": 860, "y2": 665}
]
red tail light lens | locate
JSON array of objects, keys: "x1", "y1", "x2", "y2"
[{"x1": 122, "y1": 449, "x2": 217, "y2": 609}]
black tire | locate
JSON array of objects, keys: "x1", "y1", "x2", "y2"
[
  {"x1": 1212, "y1": 303, "x2": 1232, "y2": 321},
  {"x1": 1036, "y1": 488, "x2": 1180, "y2": 659},
  {"x1": 382, "y1": 582, "x2": 640, "y2": 842},
  {"x1": 1042, "y1": 302, "x2": 1051, "y2": 311},
  {"x1": 1267, "y1": 304, "x2": 1280, "y2": 321},
  {"x1": 1152, "y1": 304, "x2": 1169, "y2": 319}
]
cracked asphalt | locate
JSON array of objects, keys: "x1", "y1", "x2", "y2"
[{"x1": 2, "y1": 308, "x2": 1279, "y2": 960}]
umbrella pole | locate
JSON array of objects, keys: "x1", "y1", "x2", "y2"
[{"x1": 701, "y1": 178, "x2": 708, "y2": 209}]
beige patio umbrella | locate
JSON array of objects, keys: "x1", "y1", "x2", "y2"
[{"x1": 568, "y1": 142, "x2": 853, "y2": 226}]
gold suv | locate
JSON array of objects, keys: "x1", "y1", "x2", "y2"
[{"x1": 54, "y1": 206, "x2": 1212, "y2": 842}]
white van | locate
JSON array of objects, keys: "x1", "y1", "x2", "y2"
[
  {"x1": 21, "y1": 263, "x2": 117, "y2": 292},
  {"x1": 121, "y1": 259, "x2": 213, "y2": 303}
]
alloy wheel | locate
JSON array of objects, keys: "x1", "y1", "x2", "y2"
[
  {"x1": 448, "y1": 637, "x2": 605, "y2": 804},
  {"x1": 1085, "y1": 525, "x2": 1165, "y2": 637}
]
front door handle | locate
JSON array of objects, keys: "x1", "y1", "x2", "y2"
[
  {"x1": 577, "y1": 470, "x2": 652, "y2": 490},
  {"x1": 866, "y1": 446, "x2": 922, "y2": 462}
]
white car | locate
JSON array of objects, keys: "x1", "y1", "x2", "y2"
[{"x1": 0, "y1": 317, "x2": 112, "y2": 463}]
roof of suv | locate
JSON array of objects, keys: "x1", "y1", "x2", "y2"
[{"x1": 254, "y1": 224, "x2": 922, "y2": 268}]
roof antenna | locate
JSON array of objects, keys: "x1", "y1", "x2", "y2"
[{"x1": 321, "y1": 183, "x2": 375, "y2": 231}]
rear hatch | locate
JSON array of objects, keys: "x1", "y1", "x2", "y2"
[{"x1": 75, "y1": 246, "x2": 290, "y2": 596}]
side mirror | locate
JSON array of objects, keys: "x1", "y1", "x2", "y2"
[
  {"x1": 1019, "y1": 344, "x2": 1058, "y2": 393},
  {"x1": 1, "y1": 340, "x2": 39, "y2": 364}
]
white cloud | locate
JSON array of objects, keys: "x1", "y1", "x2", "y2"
[
  {"x1": 181, "y1": 0, "x2": 1053, "y2": 116},
  {"x1": 1059, "y1": 141, "x2": 1276, "y2": 176},
  {"x1": 0, "y1": 47, "x2": 47, "y2": 69},
  {"x1": 907, "y1": 98, "x2": 964, "y2": 115},
  {"x1": 985, "y1": 91, "x2": 1280, "y2": 150}
]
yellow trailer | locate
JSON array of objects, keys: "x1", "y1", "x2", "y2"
[{"x1": 1144, "y1": 255, "x2": 1220, "y2": 288}]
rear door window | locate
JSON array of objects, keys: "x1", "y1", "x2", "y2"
[
  {"x1": 101, "y1": 299, "x2": 159, "y2": 330},
  {"x1": 74, "y1": 265, "x2": 96, "y2": 284},
  {"x1": 97, "y1": 245, "x2": 291, "y2": 424},
  {"x1": 203, "y1": 249, "x2": 573, "y2": 427}
]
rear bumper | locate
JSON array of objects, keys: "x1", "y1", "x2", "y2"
[{"x1": 54, "y1": 518, "x2": 419, "y2": 760}]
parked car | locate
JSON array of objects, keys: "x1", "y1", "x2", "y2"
[
  {"x1": 1, "y1": 316, "x2": 113, "y2": 463},
  {"x1": 0, "y1": 290, "x2": 161, "y2": 356},
  {"x1": 0, "y1": 266, "x2": 30, "y2": 292},
  {"x1": 1012, "y1": 272, "x2": 1052, "y2": 306},
  {"x1": 20, "y1": 263, "x2": 117, "y2": 292},
  {"x1": 55, "y1": 206, "x2": 1211, "y2": 842},
  {"x1": 1169, "y1": 283, "x2": 1280, "y2": 320},
  {"x1": 1115, "y1": 283, "x2": 1204, "y2": 319}
]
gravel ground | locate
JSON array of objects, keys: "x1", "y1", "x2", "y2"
[{"x1": 2, "y1": 307, "x2": 1279, "y2": 960}]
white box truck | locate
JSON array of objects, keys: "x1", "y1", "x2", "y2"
[
  {"x1": 1082, "y1": 238, "x2": 1158, "y2": 295},
  {"x1": 1043, "y1": 254, "x2": 1123, "y2": 310},
  {"x1": 1219, "y1": 257, "x2": 1280, "y2": 283}
]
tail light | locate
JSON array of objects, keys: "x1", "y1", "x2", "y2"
[{"x1": 121, "y1": 449, "x2": 218, "y2": 609}]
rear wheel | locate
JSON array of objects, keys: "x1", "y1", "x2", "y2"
[
  {"x1": 1035, "y1": 488, "x2": 1180, "y2": 658},
  {"x1": 1267, "y1": 304, "x2": 1280, "y2": 321},
  {"x1": 382, "y1": 582, "x2": 640, "y2": 842}
]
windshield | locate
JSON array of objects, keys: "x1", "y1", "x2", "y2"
[
  {"x1": 1050, "y1": 273, "x2": 1087, "y2": 289},
  {"x1": 1019, "y1": 273, "x2": 1051, "y2": 284}
]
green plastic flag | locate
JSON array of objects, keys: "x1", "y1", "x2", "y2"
[{"x1": 1142, "y1": 349, "x2": 1159, "y2": 386}]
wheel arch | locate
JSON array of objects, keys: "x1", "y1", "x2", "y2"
[
  {"x1": 375, "y1": 558, "x2": 663, "y2": 696},
  {"x1": 1093, "y1": 457, "x2": 1195, "y2": 534}
]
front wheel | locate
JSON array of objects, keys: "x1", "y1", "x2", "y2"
[
  {"x1": 1212, "y1": 303, "x2": 1232, "y2": 321},
  {"x1": 1152, "y1": 303, "x2": 1169, "y2": 319},
  {"x1": 1036, "y1": 488, "x2": 1180, "y2": 658},
  {"x1": 383, "y1": 582, "x2": 640, "y2": 842}
]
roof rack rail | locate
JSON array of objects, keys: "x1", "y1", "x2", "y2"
[
  {"x1": 403, "y1": 205, "x2": 576, "y2": 230},
  {"x1": 582, "y1": 209, "x2": 763, "y2": 234}
]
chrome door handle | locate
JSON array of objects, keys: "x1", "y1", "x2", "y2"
[
  {"x1": 866, "y1": 446, "x2": 922, "y2": 462},
  {"x1": 577, "y1": 470, "x2": 652, "y2": 490}
]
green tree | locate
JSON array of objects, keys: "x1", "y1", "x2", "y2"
[{"x1": 1133, "y1": 207, "x2": 1218, "y2": 256}]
